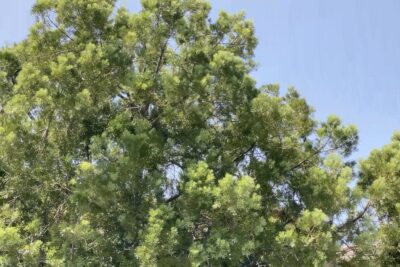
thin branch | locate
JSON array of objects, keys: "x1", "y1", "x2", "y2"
[
  {"x1": 169, "y1": 160, "x2": 184, "y2": 169},
  {"x1": 155, "y1": 38, "x2": 169, "y2": 74},
  {"x1": 336, "y1": 202, "x2": 371, "y2": 232},
  {"x1": 45, "y1": 14, "x2": 74, "y2": 42},
  {"x1": 286, "y1": 137, "x2": 332, "y2": 173},
  {"x1": 42, "y1": 113, "x2": 53, "y2": 140},
  {"x1": 165, "y1": 192, "x2": 181, "y2": 203},
  {"x1": 233, "y1": 142, "x2": 256, "y2": 164}
]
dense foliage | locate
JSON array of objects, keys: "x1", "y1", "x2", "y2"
[{"x1": 0, "y1": 0, "x2": 398, "y2": 266}]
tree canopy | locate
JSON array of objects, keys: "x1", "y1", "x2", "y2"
[{"x1": 0, "y1": 0, "x2": 398, "y2": 266}]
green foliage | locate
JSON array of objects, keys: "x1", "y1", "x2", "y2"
[
  {"x1": 273, "y1": 209, "x2": 336, "y2": 267},
  {"x1": 0, "y1": 0, "x2": 396, "y2": 266},
  {"x1": 136, "y1": 162, "x2": 266, "y2": 266},
  {"x1": 357, "y1": 133, "x2": 400, "y2": 266}
]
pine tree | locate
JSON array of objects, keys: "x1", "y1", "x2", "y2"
[
  {"x1": 357, "y1": 133, "x2": 400, "y2": 266},
  {"x1": 0, "y1": 0, "x2": 383, "y2": 266}
]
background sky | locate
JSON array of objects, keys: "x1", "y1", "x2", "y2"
[{"x1": 1, "y1": 0, "x2": 400, "y2": 159}]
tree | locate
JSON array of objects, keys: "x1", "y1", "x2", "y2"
[
  {"x1": 357, "y1": 133, "x2": 400, "y2": 266},
  {"x1": 0, "y1": 0, "x2": 384, "y2": 266}
]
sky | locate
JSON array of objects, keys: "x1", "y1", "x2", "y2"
[{"x1": 1, "y1": 0, "x2": 400, "y2": 159}]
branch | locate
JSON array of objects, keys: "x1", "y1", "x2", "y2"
[
  {"x1": 336, "y1": 202, "x2": 371, "y2": 232},
  {"x1": 10, "y1": 68, "x2": 21, "y2": 85},
  {"x1": 165, "y1": 192, "x2": 181, "y2": 203},
  {"x1": 286, "y1": 137, "x2": 332, "y2": 173},
  {"x1": 233, "y1": 142, "x2": 256, "y2": 164},
  {"x1": 46, "y1": 14, "x2": 74, "y2": 42},
  {"x1": 155, "y1": 39, "x2": 168, "y2": 74},
  {"x1": 169, "y1": 160, "x2": 184, "y2": 169},
  {"x1": 42, "y1": 113, "x2": 53, "y2": 140}
]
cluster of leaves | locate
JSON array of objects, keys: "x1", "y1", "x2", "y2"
[{"x1": 0, "y1": 0, "x2": 397, "y2": 266}]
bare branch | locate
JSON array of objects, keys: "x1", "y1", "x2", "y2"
[{"x1": 336, "y1": 202, "x2": 371, "y2": 232}]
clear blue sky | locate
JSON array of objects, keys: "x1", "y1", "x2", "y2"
[{"x1": 1, "y1": 0, "x2": 400, "y2": 159}]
